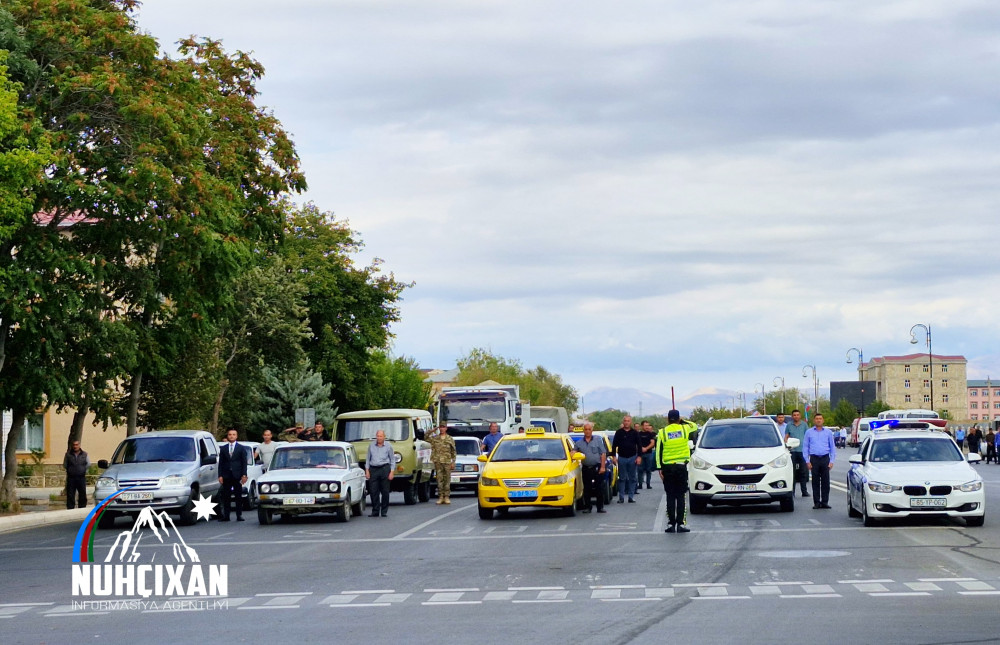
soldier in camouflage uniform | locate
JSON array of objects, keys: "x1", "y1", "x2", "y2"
[{"x1": 429, "y1": 422, "x2": 457, "y2": 504}]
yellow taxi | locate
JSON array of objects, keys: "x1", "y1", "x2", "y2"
[{"x1": 477, "y1": 428, "x2": 585, "y2": 519}]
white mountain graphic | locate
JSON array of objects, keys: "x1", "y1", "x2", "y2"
[{"x1": 104, "y1": 507, "x2": 201, "y2": 564}]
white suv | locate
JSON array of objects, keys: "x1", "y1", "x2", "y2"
[{"x1": 688, "y1": 418, "x2": 797, "y2": 513}]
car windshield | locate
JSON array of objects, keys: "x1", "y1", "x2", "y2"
[
  {"x1": 490, "y1": 439, "x2": 568, "y2": 462},
  {"x1": 531, "y1": 420, "x2": 555, "y2": 431},
  {"x1": 112, "y1": 437, "x2": 197, "y2": 464},
  {"x1": 455, "y1": 439, "x2": 482, "y2": 456},
  {"x1": 441, "y1": 398, "x2": 506, "y2": 423},
  {"x1": 700, "y1": 423, "x2": 781, "y2": 449},
  {"x1": 870, "y1": 438, "x2": 962, "y2": 463},
  {"x1": 271, "y1": 447, "x2": 348, "y2": 470},
  {"x1": 339, "y1": 419, "x2": 409, "y2": 442}
]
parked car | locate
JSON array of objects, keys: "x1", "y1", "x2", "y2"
[
  {"x1": 688, "y1": 417, "x2": 797, "y2": 513},
  {"x1": 94, "y1": 430, "x2": 221, "y2": 527},
  {"x1": 217, "y1": 441, "x2": 265, "y2": 510},
  {"x1": 256, "y1": 441, "x2": 367, "y2": 524}
]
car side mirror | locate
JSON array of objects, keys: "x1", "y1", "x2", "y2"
[
  {"x1": 477, "y1": 454, "x2": 488, "y2": 463},
  {"x1": 572, "y1": 453, "x2": 585, "y2": 462},
  {"x1": 968, "y1": 453, "x2": 982, "y2": 463},
  {"x1": 97, "y1": 459, "x2": 109, "y2": 469},
  {"x1": 415, "y1": 429, "x2": 425, "y2": 440},
  {"x1": 849, "y1": 454, "x2": 863, "y2": 465},
  {"x1": 785, "y1": 438, "x2": 800, "y2": 450},
  {"x1": 202, "y1": 454, "x2": 217, "y2": 466}
]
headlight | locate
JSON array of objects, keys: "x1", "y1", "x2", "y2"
[
  {"x1": 769, "y1": 455, "x2": 789, "y2": 468},
  {"x1": 96, "y1": 477, "x2": 115, "y2": 488},
  {"x1": 161, "y1": 475, "x2": 187, "y2": 487},
  {"x1": 480, "y1": 476, "x2": 499, "y2": 487},
  {"x1": 867, "y1": 481, "x2": 901, "y2": 494},
  {"x1": 547, "y1": 473, "x2": 572, "y2": 485},
  {"x1": 691, "y1": 456, "x2": 712, "y2": 470},
  {"x1": 394, "y1": 452, "x2": 403, "y2": 464},
  {"x1": 957, "y1": 480, "x2": 983, "y2": 493},
  {"x1": 330, "y1": 482, "x2": 341, "y2": 493},
  {"x1": 470, "y1": 464, "x2": 479, "y2": 472},
  {"x1": 319, "y1": 483, "x2": 329, "y2": 492},
  {"x1": 262, "y1": 483, "x2": 276, "y2": 493}
]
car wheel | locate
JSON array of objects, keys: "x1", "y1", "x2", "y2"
[
  {"x1": 418, "y1": 477, "x2": 431, "y2": 503},
  {"x1": 178, "y1": 489, "x2": 198, "y2": 526},
  {"x1": 861, "y1": 492, "x2": 876, "y2": 527},
  {"x1": 338, "y1": 494, "x2": 352, "y2": 523},
  {"x1": 689, "y1": 496, "x2": 708, "y2": 515},
  {"x1": 97, "y1": 510, "x2": 118, "y2": 529},
  {"x1": 780, "y1": 496, "x2": 794, "y2": 512},
  {"x1": 257, "y1": 507, "x2": 274, "y2": 525},
  {"x1": 404, "y1": 480, "x2": 417, "y2": 505},
  {"x1": 243, "y1": 483, "x2": 257, "y2": 511},
  {"x1": 563, "y1": 501, "x2": 576, "y2": 517},
  {"x1": 966, "y1": 514, "x2": 985, "y2": 527},
  {"x1": 352, "y1": 489, "x2": 366, "y2": 517},
  {"x1": 847, "y1": 489, "x2": 862, "y2": 518},
  {"x1": 478, "y1": 503, "x2": 493, "y2": 520},
  {"x1": 603, "y1": 480, "x2": 611, "y2": 504}
]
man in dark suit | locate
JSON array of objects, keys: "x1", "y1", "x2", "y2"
[{"x1": 218, "y1": 428, "x2": 248, "y2": 521}]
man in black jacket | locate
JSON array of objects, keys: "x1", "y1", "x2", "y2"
[
  {"x1": 63, "y1": 440, "x2": 89, "y2": 509},
  {"x1": 218, "y1": 429, "x2": 249, "y2": 521},
  {"x1": 612, "y1": 415, "x2": 642, "y2": 503}
]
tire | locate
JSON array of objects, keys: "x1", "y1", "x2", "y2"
[
  {"x1": 352, "y1": 489, "x2": 366, "y2": 517},
  {"x1": 478, "y1": 503, "x2": 493, "y2": 520},
  {"x1": 848, "y1": 490, "x2": 862, "y2": 518},
  {"x1": 689, "y1": 496, "x2": 708, "y2": 515},
  {"x1": 966, "y1": 514, "x2": 985, "y2": 527},
  {"x1": 338, "y1": 494, "x2": 352, "y2": 523},
  {"x1": 242, "y1": 483, "x2": 257, "y2": 511},
  {"x1": 257, "y1": 507, "x2": 274, "y2": 525},
  {"x1": 780, "y1": 496, "x2": 794, "y2": 512},
  {"x1": 563, "y1": 501, "x2": 576, "y2": 517},
  {"x1": 603, "y1": 480, "x2": 611, "y2": 505},
  {"x1": 418, "y1": 476, "x2": 430, "y2": 503},
  {"x1": 862, "y1": 493, "x2": 876, "y2": 527},
  {"x1": 404, "y1": 480, "x2": 417, "y2": 505},
  {"x1": 97, "y1": 510, "x2": 118, "y2": 529},
  {"x1": 178, "y1": 490, "x2": 198, "y2": 526}
]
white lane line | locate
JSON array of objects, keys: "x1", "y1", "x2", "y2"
[
  {"x1": 591, "y1": 589, "x2": 621, "y2": 599},
  {"x1": 255, "y1": 592, "x2": 313, "y2": 597},
  {"x1": 511, "y1": 599, "x2": 571, "y2": 604},
  {"x1": 427, "y1": 592, "x2": 467, "y2": 602},
  {"x1": 957, "y1": 581, "x2": 996, "y2": 591},
  {"x1": 204, "y1": 532, "x2": 234, "y2": 541},
  {"x1": 749, "y1": 586, "x2": 780, "y2": 595},
  {"x1": 779, "y1": 594, "x2": 841, "y2": 599},
  {"x1": 324, "y1": 595, "x2": 357, "y2": 604},
  {"x1": 802, "y1": 585, "x2": 836, "y2": 594},
  {"x1": 483, "y1": 591, "x2": 517, "y2": 601},
  {"x1": 342, "y1": 589, "x2": 395, "y2": 594},
  {"x1": 672, "y1": 583, "x2": 728, "y2": 587},
  {"x1": 838, "y1": 579, "x2": 894, "y2": 584},
  {"x1": 870, "y1": 592, "x2": 931, "y2": 597},
  {"x1": 918, "y1": 577, "x2": 975, "y2": 582},
  {"x1": 905, "y1": 582, "x2": 941, "y2": 591},
  {"x1": 756, "y1": 581, "x2": 812, "y2": 586},
  {"x1": 692, "y1": 596, "x2": 751, "y2": 600},
  {"x1": 601, "y1": 598, "x2": 662, "y2": 602},
  {"x1": 853, "y1": 583, "x2": 889, "y2": 593},
  {"x1": 422, "y1": 601, "x2": 482, "y2": 606},
  {"x1": 393, "y1": 503, "x2": 476, "y2": 539},
  {"x1": 958, "y1": 591, "x2": 1000, "y2": 596},
  {"x1": 590, "y1": 584, "x2": 645, "y2": 589},
  {"x1": 653, "y1": 492, "x2": 667, "y2": 533},
  {"x1": 375, "y1": 594, "x2": 411, "y2": 603},
  {"x1": 537, "y1": 590, "x2": 569, "y2": 600},
  {"x1": 510, "y1": 586, "x2": 563, "y2": 591},
  {"x1": 424, "y1": 588, "x2": 479, "y2": 593},
  {"x1": 330, "y1": 603, "x2": 391, "y2": 608}
]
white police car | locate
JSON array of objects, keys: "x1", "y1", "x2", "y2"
[{"x1": 846, "y1": 420, "x2": 985, "y2": 527}]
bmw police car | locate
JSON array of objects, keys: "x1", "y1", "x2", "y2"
[{"x1": 846, "y1": 419, "x2": 985, "y2": 527}]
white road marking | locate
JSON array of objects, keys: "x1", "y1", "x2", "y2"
[
  {"x1": 591, "y1": 589, "x2": 621, "y2": 599},
  {"x1": 393, "y1": 502, "x2": 475, "y2": 539},
  {"x1": 644, "y1": 588, "x2": 675, "y2": 598},
  {"x1": 758, "y1": 581, "x2": 813, "y2": 585},
  {"x1": 870, "y1": 592, "x2": 931, "y2": 597},
  {"x1": 427, "y1": 592, "x2": 467, "y2": 602},
  {"x1": 424, "y1": 588, "x2": 479, "y2": 593},
  {"x1": 779, "y1": 594, "x2": 841, "y2": 599},
  {"x1": 590, "y1": 584, "x2": 644, "y2": 589},
  {"x1": 957, "y1": 581, "x2": 995, "y2": 591},
  {"x1": 536, "y1": 590, "x2": 569, "y2": 600},
  {"x1": 905, "y1": 582, "x2": 941, "y2": 591},
  {"x1": 509, "y1": 586, "x2": 563, "y2": 591},
  {"x1": 255, "y1": 592, "x2": 313, "y2": 597},
  {"x1": 807, "y1": 519, "x2": 822, "y2": 525},
  {"x1": 853, "y1": 583, "x2": 889, "y2": 593},
  {"x1": 376, "y1": 594, "x2": 411, "y2": 603},
  {"x1": 653, "y1": 492, "x2": 667, "y2": 533},
  {"x1": 692, "y1": 596, "x2": 751, "y2": 600},
  {"x1": 324, "y1": 595, "x2": 357, "y2": 605},
  {"x1": 672, "y1": 583, "x2": 728, "y2": 587},
  {"x1": 602, "y1": 597, "x2": 662, "y2": 602},
  {"x1": 204, "y1": 532, "x2": 234, "y2": 540},
  {"x1": 802, "y1": 585, "x2": 836, "y2": 594},
  {"x1": 329, "y1": 603, "x2": 391, "y2": 608},
  {"x1": 838, "y1": 579, "x2": 894, "y2": 584},
  {"x1": 422, "y1": 601, "x2": 482, "y2": 606},
  {"x1": 341, "y1": 589, "x2": 395, "y2": 594},
  {"x1": 958, "y1": 591, "x2": 1000, "y2": 596},
  {"x1": 749, "y1": 586, "x2": 780, "y2": 595},
  {"x1": 483, "y1": 591, "x2": 517, "y2": 601},
  {"x1": 918, "y1": 577, "x2": 975, "y2": 582},
  {"x1": 511, "y1": 599, "x2": 570, "y2": 604}
]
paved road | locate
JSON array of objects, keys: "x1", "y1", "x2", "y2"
[{"x1": 2, "y1": 456, "x2": 999, "y2": 644}]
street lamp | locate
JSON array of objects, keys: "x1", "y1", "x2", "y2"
[
  {"x1": 909, "y1": 324, "x2": 932, "y2": 413},
  {"x1": 846, "y1": 347, "x2": 863, "y2": 381},
  {"x1": 736, "y1": 391, "x2": 746, "y2": 418},
  {"x1": 773, "y1": 376, "x2": 785, "y2": 413},
  {"x1": 755, "y1": 383, "x2": 766, "y2": 415},
  {"x1": 802, "y1": 365, "x2": 818, "y2": 421}
]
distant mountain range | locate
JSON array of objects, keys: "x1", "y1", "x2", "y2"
[{"x1": 581, "y1": 386, "x2": 830, "y2": 417}]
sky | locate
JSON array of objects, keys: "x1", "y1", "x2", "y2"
[{"x1": 135, "y1": 0, "x2": 1000, "y2": 400}]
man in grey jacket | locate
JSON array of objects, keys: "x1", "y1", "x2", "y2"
[{"x1": 63, "y1": 440, "x2": 90, "y2": 509}]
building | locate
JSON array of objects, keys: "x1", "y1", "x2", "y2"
[
  {"x1": 1, "y1": 408, "x2": 127, "y2": 475},
  {"x1": 422, "y1": 367, "x2": 459, "y2": 398},
  {"x1": 966, "y1": 379, "x2": 1000, "y2": 424},
  {"x1": 858, "y1": 353, "x2": 968, "y2": 421}
]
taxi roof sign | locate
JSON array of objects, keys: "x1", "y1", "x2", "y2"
[{"x1": 525, "y1": 426, "x2": 547, "y2": 435}]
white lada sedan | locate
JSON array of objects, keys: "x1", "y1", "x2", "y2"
[
  {"x1": 847, "y1": 428, "x2": 985, "y2": 527},
  {"x1": 257, "y1": 442, "x2": 367, "y2": 524}
]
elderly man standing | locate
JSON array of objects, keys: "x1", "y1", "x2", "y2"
[
  {"x1": 573, "y1": 422, "x2": 607, "y2": 514},
  {"x1": 429, "y1": 422, "x2": 457, "y2": 505},
  {"x1": 366, "y1": 429, "x2": 395, "y2": 517},
  {"x1": 63, "y1": 440, "x2": 89, "y2": 510}
]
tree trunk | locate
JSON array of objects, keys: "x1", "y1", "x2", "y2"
[
  {"x1": 0, "y1": 319, "x2": 8, "y2": 375},
  {"x1": 126, "y1": 370, "x2": 143, "y2": 436},
  {"x1": 1, "y1": 409, "x2": 27, "y2": 513},
  {"x1": 210, "y1": 377, "x2": 229, "y2": 439},
  {"x1": 68, "y1": 409, "x2": 87, "y2": 451}
]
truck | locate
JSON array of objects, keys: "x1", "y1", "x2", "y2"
[
  {"x1": 436, "y1": 383, "x2": 529, "y2": 440},
  {"x1": 530, "y1": 406, "x2": 570, "y2": 434}
]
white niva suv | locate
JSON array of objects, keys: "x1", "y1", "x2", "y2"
[{"x1": 688, "y1": 417, "x2": 798, "y2": 513}]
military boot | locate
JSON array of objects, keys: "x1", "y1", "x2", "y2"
[{"x1": 444, "y1": 496, "x2": 451, "y2": 505}]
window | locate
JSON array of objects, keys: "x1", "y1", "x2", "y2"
[
  {"x1": 985, "y1": 414, "x2": 992, "y2": 421},
  {"x1": 995, "y1": 402, "x2": 1000, "y2": 410},
  {"x1": 922, "y1": 364, "x2": 929, "y2": 373},
  {"x1": 971, "y1": 402, "x2": 978, "y2": 409},
  {"x1": 972, "y1": 414, "x2": 979, "y2": 420},
  {"x1": 995, "y1": 389, "x2": 1000, "y2": 397},
  {"x1": 923, "y1": 395, "x2": 931, "y2": 403},
  {"x1": 904, "y1": 395, "x2": 912, "y2": 403},
  {"x1": 942, "y1": 394, "x2": 949, "y2": 403},
  {"x1": 970, "y1": 389, "x2": 978, "y2": 397},
  {"x1": 942, "y1": 379, "x2": 948, "y2": 388},
  {"x1": 904, "y1": 379, "x2": 911, "y2": 388},
  {"x1": 941, "y1": 364, "x2": 949, "y2": 373},
  {"x1": 923, "y1": 379, "x2": 930, "y2": 388},
  {"x1": 904, "y1": 365, "x2": 911, "y2": 373},
  {"x1": 15, "y1": 414, "x2": 45, "y2": 452}
]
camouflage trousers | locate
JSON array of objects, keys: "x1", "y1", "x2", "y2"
[{"x1": 434, "y1": 464, "x2": 451, "y2": 498}]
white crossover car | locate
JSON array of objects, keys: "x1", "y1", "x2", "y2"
[
  {"x1": 847, "y1": 427, "x2": 985, "y2": 527},
  {"x1": 688, "y1": 417, "x2": 797, "y2": 513},
  {"x1": 256, "y1": 441, "x2": 367, "y2": 524}
]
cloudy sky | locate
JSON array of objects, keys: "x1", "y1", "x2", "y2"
[{"x1": 136, "y1": 1, "x2": 1000, "y2": 400}]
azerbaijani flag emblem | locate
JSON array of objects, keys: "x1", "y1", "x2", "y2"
[{"x1": 71, "y1": 487, "x2": 137, "y2": 563}]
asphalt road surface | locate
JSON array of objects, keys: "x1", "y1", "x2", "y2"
[{"x1": 2, "y1": 456, "x2": 999, "y2": 645}]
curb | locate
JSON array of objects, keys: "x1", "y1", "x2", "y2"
[{"x1": 0, "y1": 507, "x2": 90, "y2": 534}]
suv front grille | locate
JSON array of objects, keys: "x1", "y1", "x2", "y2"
[
  {"x1": 929, "y1": 485, "x2": 952, "y2": 495},
  {"x1": 717, "y1": 474, "x2": 765, "y2": 485},
  {"x1": 904, "y1": 486, "x2": 927, "y2": 496},
  {"x1": 118, "y1": 478, "x2": 160, "y2": 489},
  {"x1": 718, "y1": 464, "x2": 763, "y2": 471},
  {"x1": 503, "y1": 478, "x2": 543, "y2": 488}
]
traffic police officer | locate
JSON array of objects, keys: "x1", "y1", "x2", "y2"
[{"x1": 656, "y1": 409, "x2": 697, "y2": 533}]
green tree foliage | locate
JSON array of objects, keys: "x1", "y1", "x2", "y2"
[
  {"x1": 138, "y1": 334, "x2": 223, "y2": 431},
  {"x1": 365, "y1": 352, "x2": 433, "y2": 412},
  {"x1": 249, "y1": 362, "x2": 338, "y2": 437},
  {"x1": 830, "y1": 397, "x2": 859, "y2": 428},
  {"x1": 864, "y1": 400, "x2": 892, "y2": 417},
  {"x1": 454, "y1": 348, "x2": 579, "y2": 413},
  {"x1": 689, "y1": 406, "x2": 742, "y2": 424},
  {"x1": 757, "y1": 388, "x2": 808, "y2": 415},
  {"x1": 282, "y1": 203, "x2": 408, "y2": 413},
  {"x1": 586, "y1": 409, "x2": 628, "y2": 431}
]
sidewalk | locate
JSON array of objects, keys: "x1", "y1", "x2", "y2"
[{"x1": 0, "y1": 487, "x2": 95, "y2": 535}]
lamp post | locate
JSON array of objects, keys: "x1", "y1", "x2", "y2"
[
  {"x1": 909, "y1": 324, "x2": 932, "y2": 413},
  {"x1": 802, "y1": 365, "x2": 818, "y2": 422},
  {"x1": 773, "y1": 376, "x2": 785, "y2": 413},
  {"x1": 736, "y1": 392, "x2": 746, "y2": 418},
  {"x1": 846, "y1": 347, "x2": 863, "y2": 381},
  {"x1": 755, "y1": 383, "x2": 766, "y2": 415}
]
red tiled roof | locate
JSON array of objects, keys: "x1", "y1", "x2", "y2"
[{"x1": 33, "y1": 210, "x2": 98, "y2": 227}]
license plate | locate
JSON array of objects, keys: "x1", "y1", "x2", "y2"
[
  {"x1": 910, "y1": 497, "x2": 947, "y2": 508},
  {"x1": 282, "y1": 496, "x2": 315, "y2": 505},
  {"x1": 508, "y1": 489, "x2": 537, "y2": 498},
  {"x1": 118, "y1": 491, "x2": 154, "y2": 501},
  {"x1": 724, "y1": 484, "x2": 757, "y2": 492}
]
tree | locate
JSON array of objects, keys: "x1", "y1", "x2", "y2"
[
  {"x1": 689, "y1": 406, "x2": 739, "y2": 424},
  {"x1": 830, "y1": 397, "x2": 858, "y2": 428},
  {"x1": 586, "y1": 409, "x2": 628, "y2": 431},
  {"x1": 758, "y1": 388, "x2": 808, "y2": 415},
  {"x1": 249, "y1": 362, "x2": 338, "y2": 438},
  {"x1": 454, "y1": 348, "x2": 579, "y2": 413},
  {"x1": 365, "y1": 352, "x2": 433, "y2": 412},
  {"x1": 864, "y1": 400, "x2": 892, "y2": 417}
]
